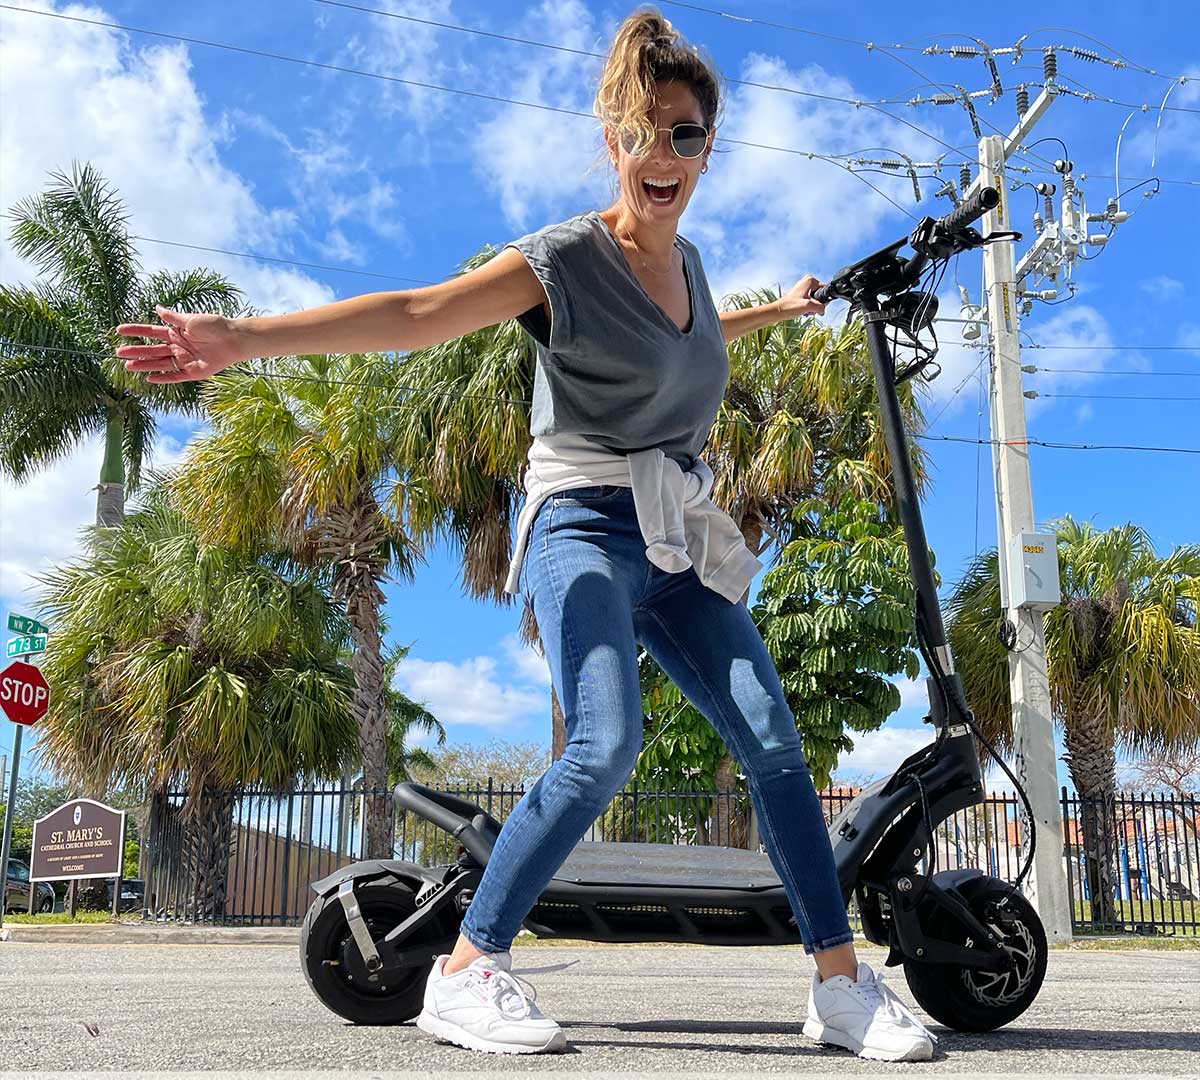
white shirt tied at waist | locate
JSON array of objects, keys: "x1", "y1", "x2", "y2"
[{"x1": 503, "y1": 433, "x2": 762, "y2": 605}]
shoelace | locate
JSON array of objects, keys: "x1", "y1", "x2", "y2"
[
  {"x1": 854, "y1": 970, "x2": 940, "y2": 1044},
  {"x1": 468, "y1": 958, "x2": 580, "y2": 1020}
]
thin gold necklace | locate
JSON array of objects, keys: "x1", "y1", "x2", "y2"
[{"x1": 620, "y1": 225, "x2": 677, "y2": 278}]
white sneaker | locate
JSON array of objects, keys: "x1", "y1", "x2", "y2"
[
  {"x1": 804, "y1": 960, "x2": 938, "y2": 1062},
  {"x1": 416, "y1": 950, "x2": 570, "y2": 1055}
]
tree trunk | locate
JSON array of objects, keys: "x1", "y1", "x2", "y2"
[
  {"x1": 1063, "y1": 709, "x2": 1120, "y2": 929},
  {"x1": 713, "y1": 750, "x2": 749, "y2": 848},
  {"x1": 181, "y1": 786, "x2": 236, "y2": 920},
  {"x1": 321, "y1": 500, "x2": 391, "y2": 860},
  {"x1": 737, "y1": 517, "x2": 765, "y2": 606},
  {"x1": 96, "y1": 406, "x2": 126, "y2": 529},
  {"x1": 551, "y1": 684, "x2": 567, "y2": 761},
  {"x1": 75, "y1": 410, "x2": 126, "y2": 909}
]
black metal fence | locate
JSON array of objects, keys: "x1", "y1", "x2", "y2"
[{"x1": 138, "y1": 780, "x2": 1199, "y2": 937}]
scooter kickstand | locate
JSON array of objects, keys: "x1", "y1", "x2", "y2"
[{"x1": 337, "y1": 878, "x2": 383, "y2": 978}]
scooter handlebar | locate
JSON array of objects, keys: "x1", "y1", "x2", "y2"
[
  {"x1": 934, "y1": 184, "x2": 999, "y2": 238},
  {"x1": 812, "y1": 185, "x2": 1000, "y2": 306}
]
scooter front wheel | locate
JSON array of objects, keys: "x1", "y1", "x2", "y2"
[
  {"x1": 301, "y1": 873, "x2": 437, "y2": 1025},
  {"x1": 902, "y1": 876, "x2": 1047, "y2": 1032}
]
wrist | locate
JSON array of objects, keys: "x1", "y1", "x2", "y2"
[
  {"x1": 227, "y1": 315, "x2": 262, "y2": 364},
  {"x1": 768, "y1": 297, "x2": 794, "y2": 322}
]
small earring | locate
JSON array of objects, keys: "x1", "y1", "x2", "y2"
[{"x1": 701, "y1": 162, "x2": 709, "y2": 174}]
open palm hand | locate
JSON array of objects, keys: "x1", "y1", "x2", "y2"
[{"x1": 115, "y1": 305, "x2": 247, "y2": 383}]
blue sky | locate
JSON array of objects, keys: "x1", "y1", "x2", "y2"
[{"x1": 1, "y1": 0, "x2": 1197, "y2": 791}]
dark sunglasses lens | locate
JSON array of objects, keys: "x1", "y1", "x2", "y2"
[{"x1": 672, "y1": 125, "x2": 708, "y2": 158}]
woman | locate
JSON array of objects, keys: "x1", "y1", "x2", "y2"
[{"x1": 117, "y1": 7, "x2": 937, "y2": 1063}]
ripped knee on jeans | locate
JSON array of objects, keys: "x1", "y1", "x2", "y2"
[{"x1": 746, "y1": 741, "x2": 812, "y2": 779}]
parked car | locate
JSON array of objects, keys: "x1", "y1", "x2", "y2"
[
  {"x1": 105, "y1": 877, "x2": 144, "y2": 913},
  {"x1": 4, "y1": 858, "x2": 55, "y2": 914}
]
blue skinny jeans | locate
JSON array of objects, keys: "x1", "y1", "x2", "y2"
[{"x1": 458, "y1": 484, "x2": 855, "y2": 956}]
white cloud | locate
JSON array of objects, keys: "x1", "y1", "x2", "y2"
[
  {"x1": 471, "y1": 0, "x2": 610, "y2": 230},
  {"x1": 393, "y1": 634, "x2": 550, "y2": 735},
  {"x1": 836, "y1": 724, "x2": 936, "y2": 781},
  {"x1": 499, "y1": 632, "x2": 552, "y2": 688},
  {"x1": 0, "y1": 431, "x2": 192, "y2": 609},
  {"x1": 891, "y1": 676, "x2": 929, "y2": 716},
  {"x1": 0, "y1": 0, "x2": 337, "y2": 317},
  {"x1": 1139, "y1": 274, "x2": 1185, "y2": 300}
]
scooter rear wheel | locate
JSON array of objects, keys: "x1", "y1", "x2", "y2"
[
  {"x1": 902, "y1": 876, "x2": 1047, "y2": 1032},
  {"x1": 301, "y1": 874, "x2": 436, "y2": 1025}
]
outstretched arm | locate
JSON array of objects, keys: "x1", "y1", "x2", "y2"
[
  {"x1": 117, "y1": 247, "x2": 546, "y2": 383},
  {"x1": 718, "y1": 273, "x2": 828, "y2": 344}
]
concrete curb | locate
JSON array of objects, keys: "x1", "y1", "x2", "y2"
[{"x1": 0, "y1": 923, "x2": 299, "y2": 945}]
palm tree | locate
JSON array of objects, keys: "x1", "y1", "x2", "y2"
[
  {"x1": 946, "y1": 517, "x2": 1200, "y2": 926},
  {"x1": 0, "y1": 161, "x2": 247, "y2": 907},
  {"x1": 31, "y1": 478, "x2": 357, "y2": 915},
  {"x1": 169, "y1": 353, "x2": 422, "y2": 859},
  {"x1": 0, "y1": 161, "x2": 245, "y2": 526}
]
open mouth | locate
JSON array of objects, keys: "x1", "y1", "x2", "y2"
[{"x1": 642, "y1": 177, "x2": 681, "y2": 206}]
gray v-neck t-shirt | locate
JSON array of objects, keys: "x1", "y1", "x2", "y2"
[{"x1": 505, "y1": 210, "x2": 729, "y2": 470}]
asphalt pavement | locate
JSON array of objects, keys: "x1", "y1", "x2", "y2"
[{"x1": 0, "y1": 938, "x2": 1196, "y2": 1077}]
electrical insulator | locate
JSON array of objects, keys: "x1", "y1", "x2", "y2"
[
  {"x1": 960, "y1": 164, "x2": 971, "y2": 191},
  {"x1": 1043, "y1": 195, "x2": 1055, "y2": 220},
  {"x1": 1033, "y1": 211, "x2": 1044, "y2": 234},
  {"x1": 1044, "y1": 49, "x2": 1057, "y2": 81},
  {"x1": 1016, "y1": 85, "x2": 1029, "y2": 116},
  {"x1": 1022, "y1": 299, "x2": 1034, "y2": 316},
  {"x1": 1021, "y1": 365, "x2": 1037, "y2": 374}
]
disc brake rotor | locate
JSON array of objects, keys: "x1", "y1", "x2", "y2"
[{"x1": 960, "y1": 916, "x2": 1037, "y2": 1006}]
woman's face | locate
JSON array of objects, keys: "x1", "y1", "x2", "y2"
[{"x1": 606, "y1": 79, "x2": 712, "y2": 227}]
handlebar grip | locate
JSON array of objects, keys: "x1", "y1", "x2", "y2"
[
  {"x1": 812, "y1": 281, "x2": 834, "y2": 305},
  {"x1": 935, "y1": 185, "x2": 999, "y2": 237}
]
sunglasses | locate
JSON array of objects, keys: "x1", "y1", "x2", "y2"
[{"x1": 620, "y1": 122, "x2": 711, "y2": 160}]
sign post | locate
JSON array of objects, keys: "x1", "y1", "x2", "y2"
[
  {"x1": 0, "y1": 614, "x2": 50, "y2": 930},
  {"x1": 0, "y1": 725, "x2": 23, "y2": 930}
]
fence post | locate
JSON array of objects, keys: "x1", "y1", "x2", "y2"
[
  {"x1": 1060, "y1": 786, "x2": 1076, "y2": 934},
  {"x1": 280, "y1": 781, "x2": 295, "y2": 923},
  {"x1": 487, "y1": 777, "x2": 493, "y2": 817},
  {"x1": 631, "y1": 779, "x2": 639, "y2": 842}
]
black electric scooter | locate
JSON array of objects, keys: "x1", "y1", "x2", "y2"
[{"x1": 300, "y1": 185, "x2": 1048, "y2": 1033}]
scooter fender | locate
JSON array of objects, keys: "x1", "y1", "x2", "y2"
[{"x1": 309, "y1": 858, "x2": 443, "y2": 900}]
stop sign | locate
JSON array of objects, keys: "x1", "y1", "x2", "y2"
[{"x1": 0, "y1": 660, "x2": 50, "y2": 726}]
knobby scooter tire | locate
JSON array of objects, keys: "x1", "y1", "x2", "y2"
[
  {"x1": 902, "y1": 876, "x2": 1047, "y2": 1032},
  {"x1": 301, "y1": 873, "x2": 438, "y2": 1025}
]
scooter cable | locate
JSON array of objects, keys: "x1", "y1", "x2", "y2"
[{"x1": 915, "y1": 612, "x2": 1037, "y2": 899}]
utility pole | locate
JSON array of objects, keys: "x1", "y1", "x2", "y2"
[{"x1": 960, "y1": 58, "x2": 1076, "y2": 943}]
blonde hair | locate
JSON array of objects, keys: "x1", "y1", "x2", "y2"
[{"x1": 594, "y1": 7, "x2": 722, "y2": 158}]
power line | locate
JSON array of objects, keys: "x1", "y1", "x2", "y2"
[
  {"x1": 1030, "y1": 365, "x2": 1200, "y2": 377},
  {"x1": 1022, "y1": 343, "x2": 1199, "y2": 351},
  {"x1": 5, "y1": 3, "x2": 1193, "y2": 192},
  {"x1": 0, "y1": 4, "x2": 935, "y2": 181},
  {"x1": 129, "y1": 235, "x2": 439, "y2": 286},
  {"x1": 657, "y1": 0, "x2": 1197, "y2": 87},
  {"x1": 1036, "y1": 392, "x2": 1200, "y2": 402},
  {"x1": 915, "y1": 433, "x2": 1200, "y2": 454},
  {"x1": 8, "y1": 340, "x2": 1200, "y2": 456}
]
